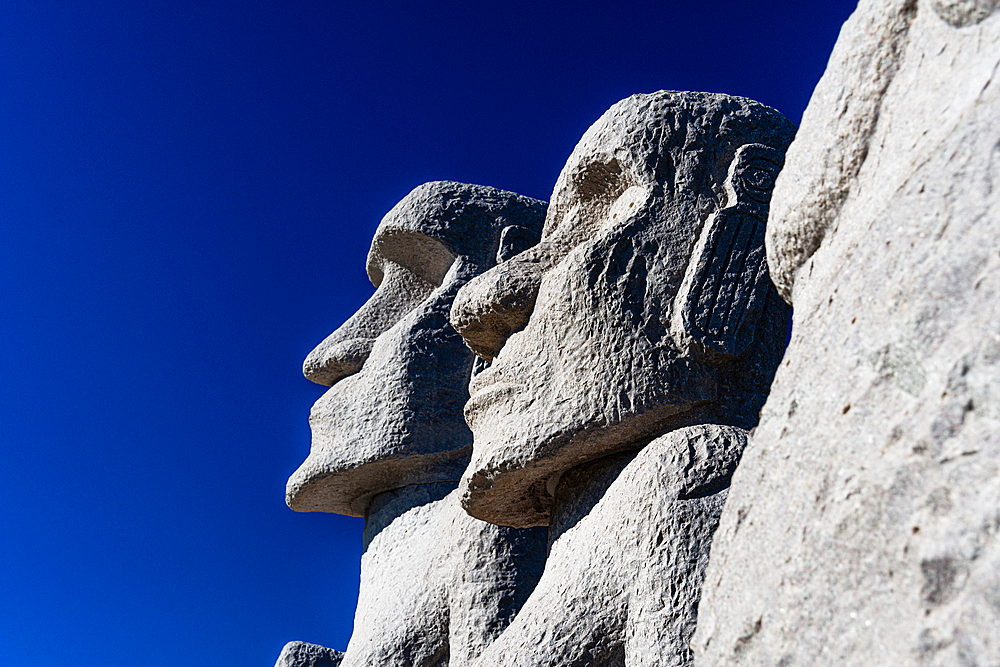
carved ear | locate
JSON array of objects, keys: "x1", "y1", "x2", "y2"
[
  {"x1": 671, "y1": 144, "x2": 783, "y2": 360},
  {"x1": 496, "y1": 223, "x2": 539, "y2": 264}
]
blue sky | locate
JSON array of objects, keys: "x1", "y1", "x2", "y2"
[{"x1": 1, "y1": 1, "x2": 855, "y2": 665}]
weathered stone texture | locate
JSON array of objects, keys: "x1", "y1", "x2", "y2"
[
  {"x1": 447, "y1": 91, "x2": 794, "y2": 666},
  {"x1": 274, "y1": 641, "x2": 344, "y2": 667},
  {"x1": 279, "y1": 182, "x2": 549, "y2": 667},
  {"x1": 469, "y1": 426, "x2": 744, "y2": 667},
  {"x1": 694, "y1": 2, "x2": 1000, "y2": 665},
  {"x1": 288, "y1": 181, "x2": 546, "y2": 517},
  {"x1": 765, "y1": 0, "x2": 920, "y2": 302},
  {"x1": 343, "y1": 487, "x2": 545, "y2": 667}
]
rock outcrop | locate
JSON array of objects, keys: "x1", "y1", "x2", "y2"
[
  {"x1": 694, "y1": 1, "x2": 1000, "y2": 664},
  {"x1": 274, "y1": 642, "x2": 344, "y2": 667}
]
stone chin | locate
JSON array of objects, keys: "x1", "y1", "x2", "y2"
[{"x1": 459, "y1": 360, "x2": 717, "y2": 528}]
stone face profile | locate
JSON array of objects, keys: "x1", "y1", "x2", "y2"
[
  {"x1": 451, "y1": 91, "x2": 795, "y2": 529},
  {"x1": 694, "y1": 1, "x2": 1000, "y2": 664},
  {"x1": 448, "y1": 91, "x2": 795, "y2": 665},
  {"x1": 281, "y1": 181, "x2": 548, "y2": 667},
  {"x1": 287, "y1": 181, "x2": 547, "y2": 516}
]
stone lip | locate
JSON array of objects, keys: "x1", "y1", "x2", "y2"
[
  {"x1": 455, "y1": 91, "x2": 794, "y2": 529},
  {"x1": 287, "y1": 446, "x2": 470, "y2": 517},
  {"x1": 460, "y1": 402, "x2": 713, "y2": 529}
]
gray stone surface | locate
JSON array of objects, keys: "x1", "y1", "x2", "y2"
[
  {"x1": 343, "y1": 486, "x2": 545, "y2": 667},
  {"x1": 445, "y1": 91, "x2": 793, "y2": 666},
  {"x1": 469, "y1": 425, "x2": 745, "y2": 667},
  {"x1": 287, "y1": 180, "x2": 547, "y2": 516},
  {"x1": 280, "y1": 181, "x2": 549, "y2": 667},
  {"x1": 765, "y1": 0, "x2": 921, "y2": 303},
  {"x1": 451, "y1": 91, "x2": 795, "y2": 529},
  {"x1": 694, "y1": 2, "x2": 1000, "y2": 665},
  {"x1": 274, "y1": 641, "x2": 344, "y2": 667}
]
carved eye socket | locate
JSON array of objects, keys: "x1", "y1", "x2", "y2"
[{"x1": 743, "y1": 167, "x2": 774, "y2": 191}]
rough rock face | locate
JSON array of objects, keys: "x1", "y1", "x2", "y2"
[
  {"x1": 343, "y1": 486, "x2": 545, "y2": 667},
  {"x1": 451, "y1": 91, "x2": 795, "y2": 529},
  {"x1": 469, "y1": 425, "x2": 745, "y2": 667},
  {"x1": 694, "y1": 2, "x2": 1000, "y2": 665},
  {"x1": 274, "y1": 642, "x2": 344, "y2": 667}
]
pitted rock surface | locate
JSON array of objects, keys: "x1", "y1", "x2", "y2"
[
  {"x1": 274, "y1": 641, "x2": 344, "y2": 667},
  {"x1": 288, "y1": 181, "x2": 546, "y2": 516},
  {"x1": 342, "y1": 487, "x2": 545, "y2": 667},
  {"x1": 694, "y1": 2, "x2": 1000, "y2": 665},
  {"x1": 280, "y1": 182, "x2": 548, "y2": 667}
]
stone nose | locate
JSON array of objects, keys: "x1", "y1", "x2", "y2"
[
  {"x1": 449, "y1": 242, "x2": 559, "y2": 363},
  {"x1": 303, "y1": 261, "x2": 435, "y2": 386},
  {"x1": 302, "y1": 335, "x2": 376, "y2": 387}
]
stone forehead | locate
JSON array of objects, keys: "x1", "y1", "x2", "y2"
[
  {"x1": 367, "y1": 181, "x2": 547, "y2": 286},
  {"x1": 544, "y1": 91, "x2": 796, "y2": 237},
  {"x1": 567, "y1": 91, "x2": 795, "y2": 171}
]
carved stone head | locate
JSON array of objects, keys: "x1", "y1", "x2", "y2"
[
  {"x1": 449, "y1": 92, "x2": 796, "y2": 527},
  {"x1": 286, "y1": 181, "x2": 546, "y2": 516}
]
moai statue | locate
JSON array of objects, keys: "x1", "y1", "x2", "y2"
[
  {"x1": 280, "y1": 181, "x2": 548, "y2": 667},
  {"x1": 448, "y1": 91, "x2": 795, "y2": 665}
]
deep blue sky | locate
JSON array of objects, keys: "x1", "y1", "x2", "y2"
[{"x1": 1, "y1": 1, "x2": 856, "y2": 665}]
